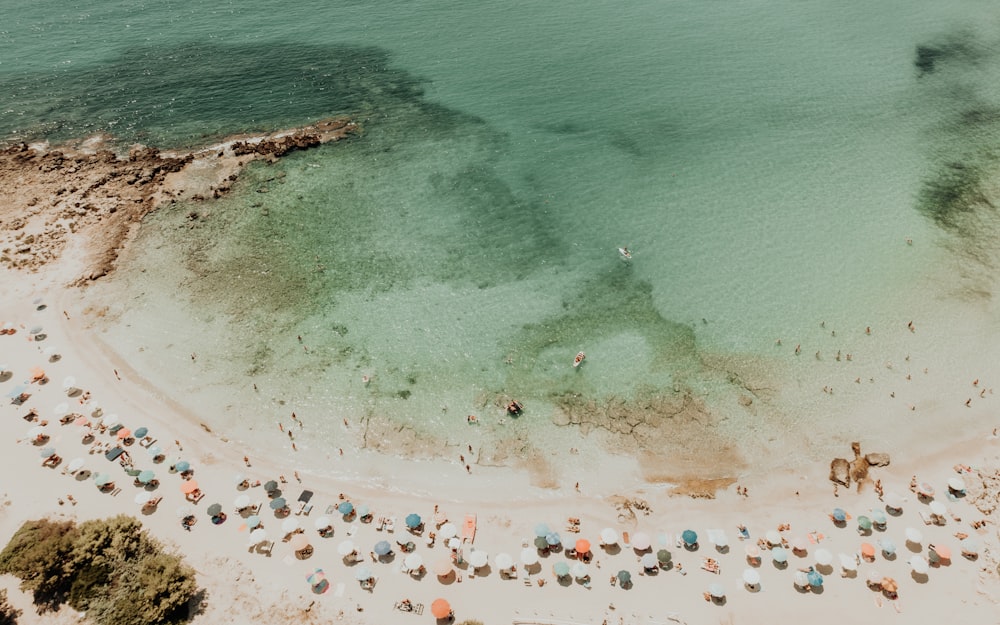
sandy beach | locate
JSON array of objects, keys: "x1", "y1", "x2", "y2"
[{"x1": 2, "y1": 137, "x2": 1000, "y2": 625}]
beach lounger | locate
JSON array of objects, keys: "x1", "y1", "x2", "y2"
[
  {"x1": 462, "y1": 514, "x2": 477, "y2": 544},
  {"x1": 386, "y1": 517, "x2": 396, "y2": 532},
  {"x1": 918, "y1": 511, "x2": 933, "y2": 526},
  {"x1": 622, "y1": 531, "x2": 631, "y2": 548}
]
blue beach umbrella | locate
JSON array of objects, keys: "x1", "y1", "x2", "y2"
[
  {"x1": 174, "y1": 460, "x2": 190, "y2": 472},
  {"x1": 870, "y1": 509, "x2": 887, "y2": 525},
  {"x1": 374, "y1": 540, "x2": 392, "y2": 556},
  {"x1": 247, "y1": 515, "x2": 261, "y2": 528},
  {"x1": 138, "y1": 470, "x2": 155, "y2": 484},
  {"x1": 553, "y1": 561, "x2": 570, "y2": 577},
  {"x1": 545, "y1": 532, "x2": 561, "y2": 546},
  {"x1": 147, "y1": 445, "x2": 162, "y2": 456},
  {"x1": 269, "y1": 497, "x2": 287, "y2": 510},
  {"x1": 405, "y1": 513, "x2": 422, "y2": 529},
  {"x1": 6, "y1": 385, "x2": 27, "y2": 399},
  {"x1": 771, "y1": 547, "x2": 788, "y2": 563},
  {"x1": 807, "y1": 570, "x2": 823, "y2": 587},
  {"x1": 337, "y1": 501, "x2": 354, "y2": 515},
  {"x1": 534, "y1": 523, "x2": 551, "y2": 538},
  {"x1": 682, "y1": 530, "x2": 698, "y2": 545},
  {"x1": 832, "y1": 508, "x2": 846, "y2": 522},
  {"x1": 133, "y1": 427, "x2": 149, "y2": 439}
]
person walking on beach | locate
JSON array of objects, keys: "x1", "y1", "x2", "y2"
[{"x1": 244, "y1": 456, "x2": 251, "y2": 467}]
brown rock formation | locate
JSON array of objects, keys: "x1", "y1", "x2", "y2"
[{"x1": 830, "y1": 458, "x2": 851, "y2": 487}]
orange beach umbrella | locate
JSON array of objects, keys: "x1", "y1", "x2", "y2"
[
  {"x1": 430, "y1": 598, "x2": 451, "y2": 619},
  {"x1": 180, "y1": 480, "x2": 200, "y2": 494},
  {"x1": 860, "y1": 543, "x2": 876, "y2": 559},
  {"x1": 575, "y1": 539, "x2": 591, "y2": 554}
]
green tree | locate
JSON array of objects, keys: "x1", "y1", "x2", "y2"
[
  {"x1": 0, "y1": 588, "x2": 21, "y2": 625},
  {"x1": 0, "y1": 518, "x2": 77, "y2": 612},
  {"x1": 67, "y1": 515, "x2": 146, "y2": 611}
]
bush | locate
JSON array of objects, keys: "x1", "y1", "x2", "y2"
[
  {"x1": 0, "y1": 589, "x2": 21, "y2": 625},
  {"x1": 0, "y1": 518, "x2": 78, "y2": 612}
]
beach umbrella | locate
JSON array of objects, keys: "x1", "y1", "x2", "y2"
[
  {"x1": 116, "y1": 428, "x2": 132, "y2": 440},
  {"x1": 765, "y1": 530, "x2": 782, "y2": 546},
  {"x1": 289, "y1": 534, "x2": 310, "y2": 551},
  {"x1": 433, "y1": 509, "x2": 448, "y2": 524},
  {"x1": 838, "y1": 553, "x2": 857, "y2": 571},
  {"x1": 94, "y1": 473, "x2": 112, "y2": 487},
  {"x1": 790, "y1": 536, "x2": 808, "y2": 553},
  {"x1": 6, "y1": 384, "x2": 27, "y2": 400},
  {"x1": 337, "y1": 540, "x2": 356, "y2": 556},
  {"x1": 520, "y1": 547, "x2": 539, "y2": 566},
  {"x1": 870, "y1": 509, "x2": 887, "y2": 525},
  {"x1": 909, "y1": 555, "x2": 929, "y2": 574},
  {"x1": 533, "y1": 536, "x2": 549, "y2": 550},
  {"x1": 60, "y1": 374, "x2": 74, "y2": 390},
  {"x1": 404, "y1": 552, "x2": 424, "y2": 570},
  {"x1": 857, "y1": 516, "x2": 872, "y2": 531},
  {"x1": 860, "y1": 543, "x2": 876, "y2": 560},
  {"x1": 207, "y1": 503, "x2": 223, "y2": 517},
  {"x1": 146, "y1": 446, "x2": 162, "y2": 457},
  {"x1": 356, "y1": 504, "x2": 370, "y2": 518},
  {"x1": 571, "y1": 562, "x2": 589, "y2": 579},
  {"x1": 617, "y1": 570, "x2": 631, "y2": 585},
  {"x1": 29, "y1": 325, "x2": 43, "y2": 335},
  {"x1": 270, "y1": 498, "x2": 287, "y2": 510},
  {"x1": 246, "y1": 515, "x2": 261, "y2": 529},
  {"x1": 930, "y1": 544, "x2": 951, "y2": 560},
  {"x1": 468, "y1": 550, "x2": 488, "y2": 568},
  {"x1": 632, "y1": 532, "x2": 651, "y2": 551},
  {"x1": 948, "y1": 477, "x2": 966, "y2": 492},
  {"x1": 264, "y1": 480, "x2": 279, "y2": 493},
  {"x1": 249, "y1": 529, "x2": 267, "y2": 544},
  {"x1": 447, "y1": 537, "x2": 462, "y2": 550},
  {"x1": 961, "y1": 538, "x2": 979, "y2": 555},
  {"x1": 929, "y1": 501, "x2": 948, "y2": 517},
  {"x1": 771, "y1": 547, "x2": 788, "y2": 563},
  {"x1": 134, "y1": 492, "x2": 152, "y2": 505},
  {"x1": 174, "y1": 460, "x2": 190, "y2": 472},
  {"x1": 600, "y1": 528, "x2": 619, "y2": 545},
  {"x1": 917, "y1": 482, "x2": 935, "y2": 497},
  {"x1": 793, "y1": 570, "x2": 809, "y2": 588},
  {"x1": 657, "y1": 549, "x2": 673, "y2": 564},
  {"x1": 831, "y1": 508, "x2": 846, "y2": 522},
  {"x1": 682, "y1": 529, "x2": 698, "y2": 546},
  {"x1": 745, "y1": 545, "x2": 761, "y2": 562},
  {"x1": 180, "y1": 480, "x2": 199, "y2": 494},
  {"x1": 175, "y1": 504, "x2": 194, "y2": 518},
  {"x1": 133, "y1": 427, "x2": 148, "y2": 439},
  {"x1": 101, "y1": 414, "x2": 119, "y2": 428},
  {"x1": 233, "y1": 473, "x2": 247, "y2": 485},
  {"x1": 575, "y1": 539, "x2": 591, "y2": 554},
  {"x1": 708, "y1": 583, "x2": 725, "y2": 598},
  {"x1": 138, "y1": 470, "x2": 155, "y2": 484},
  {"x1": 879, "y1": 539, "x2": 897, "y2": 556},
  {"x1": 641, "y1": 553, "x2": 657, "y2": 569},
  {"x1": 881, "y1": 577, "x2": 898, "y2": 594},
  {"x1": 313, "y1": 516, "x2": 332, "y2": 530},
  {"x1": 553, "y1": 561, "x2": 570, "y2": 577},
  {"x1": 545, "y1": 532, "x2": 561, "y2": 546},
  {"x1": 67, "y1": 458, "x2": 85, "y2": 473},
  {"x1": 440, "y1": 523, "x2": 458, "y2": 539},
  {"x1": 52, "y1": 402, "x2": 69, "y2": 416},
  {"x1": 126, "y1": 468, "x2": 142, "y2": 478},
  {"x1": 337, "y1": 501, "x2": 353, "y2": 515},
  {"x1": 430, "y1": 599, "x2": 451, "y2": 619},
  {"x1": 814, "y1": 549, "x2": 833, "y2": 566},
  {"x1": 433, "y1": 558, "x2": 453, "y2": 577},
  {"x1": 374, "y1": 540, "x2": 392, "y2": 556},
  {"x1": 234, "y1": 494, "x2": 251, "y2": 509},
  {"x1": 74, "y1": 416, "x2": 90, "y2": 427},
  {"x1": 39, "y1": 447, "x2": 56, "y2": 458},
  {"x1": 884, "y1": 493, "x2": 904, "y2": 510},
  {"x1": 743, "y1": 568, "x2": 761, "y2": 586},
  {"x1": 807, "y1": 570, "x2": 823, "y2": 587},
  {"x1": 28, "y1": 426, "x2": 47, "y2": 439},
  {"x1": 282, "y1": 518, "x2": 301, "y2": 534},
  {"x1": 354, "y1": 566, "x2": 373, "y2": 582},
  {"x1": 534, "y1": 523, "x2": 551, "y2": 537},
  {"x1": 494, "y1": 553, "x2": 513, "y2": 570},
  {"x1": 405, "y1": 513, "x2": 422, "y2": 529},
  {"x1": 307, "y1": 569, "x2": 325, "y2": 586},
  {"x1": 905, "y1": 527, "x2": 923, "y2": 544}
]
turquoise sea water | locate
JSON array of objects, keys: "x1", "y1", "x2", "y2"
[{"x1": 7, "y1": 1, "x2": 1000, "y2": 478}]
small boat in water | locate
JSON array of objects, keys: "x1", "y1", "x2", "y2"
[
  {"x1": 618, "y1": 247, "x2": 632, "y2": 260},
  {"x1": 573, "y1": 352, "x2": 586, "y2": 368}
]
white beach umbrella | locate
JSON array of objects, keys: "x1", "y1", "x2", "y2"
[
  {"x1": 600, "y1": 527, "x2": 619, "y2": 545},
  {"x1": 866, "y1": 569, "x2": 882, "y2": 585},
  {"x1": 44, "y1": 347, "x2": 59, "y2": 360},
  {"x1": 337, "y1": 540, "x2": 356, "y2": 556},
  {"x1": 439, "y1": 522, "x2": 458, "y2": 539},
  {"x1": 632, "y1": 532, "x2": 651, "y2": 551},
  {"x1": 793, "y1": 570, "x2": 810, "y2": 588},
  {"x1": 961, "y1": 538, "x2": 979, "y2": 555},
  {"x1": 883, "y1": 492, "x2": 904, "y2": 510},
  {"x1": 468, "y1": 550, "x2": 488, "y2": 568},
  {"x1": 814, "y1": 548, "x2": 833, "y2": 566},
  {"x1": 233, "y1": 494, "x2": 251, "y2": 509},
  {"x1": 313, "y1": 516, "x2": 332, "y2": 530},
  {"x1": 281, "y1": 518, "x2": 300, "y2": 534},
  {"x1": 765, "y1": 530, "x2": 782, "y2": 546},
  {"x1": 27, "y1": 425, "x2": 47, "y2": 439},
  {"x1": 67, "y1": 457, "x2": 85, "y2": 473},
  {"x1": 909, "y1": 555, "x2": 929, "y2": 574},
  {"x1": 249, "y1": 529, "x2": 268, "y2": 545},
  {"x1": 404, "y1": 552, "x2": 424, "y2": 571},
  {"x1": 570, "y1": 562, "x2": 589, "y2": 578},
  {"x1": 134, "y1": 492, "x2": 152, "y2": 505},
  {"x1": 640, "y1": 553, "x2": 657, "y2": 569},
  {"x1": 494, "y1": 553, "x2": 513, "y2": 570},
  {"x1": 101, "y1": 414, "x2": 119, "y2": 428},
  {"x1": 929, "y1": 501, "x2": 948, "y2": 516},
  {"x1": 520, "y1": 547, "x2": 539, "y2": 566},
  {"x1": 52, "y1": 402, "x2": 69, "y2": 417},
  {"x1": 447, "y1": 537, "x2": 461, "y2": 550},
  {"x1": 0, "y1": 363, "x2": 8, "y2": 374},
  {"x1": 904, "y1": 527, "x2": 923, "y2": 544},
  {"x1": 175, "y1": 504, "x2": 194, "y2": 518},
  {"x1": 232, "y1": 473, "x2": 246, "y2": 485},
  {"x1": 61, "y1": 376, "x2": 75, "y2": 391},
  {"x1": 947, "y1": 477, "x2": 966, "y2": 492},
  {"x1": 838, "y1": 553, "x2": 858, "y2": 571},
  {"x1": 742, "y1": 568, "x2": 761, "y2": 586}
]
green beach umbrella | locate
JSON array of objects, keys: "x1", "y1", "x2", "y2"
[
  {"x1": 270, "y1": 497, "x2": 287, "y2": 510},
  {"x1": 657, "y1": 549, "x2": 672, "y2": 564},
  {"x1": 264, "y1": 480, "x2": 279, "y2": 493},
  {"x1": 133, "y1": 427, "x2": 149, "y2": 439},
  {"x1": 534, "y1": 536, "x2": 549, "y2": 550},
  {"x1": 617, "y1": 570, "x2": 631, "y2": 584},
  {"x1": 207, "y1": 503, "x2": 223, "y2": 517},
  {"x1": 553, "y1": 561, "x2": 570, "y2": 577},
  {"x1": 858, "y1": 516, "x2": 872, "y2": 531}
]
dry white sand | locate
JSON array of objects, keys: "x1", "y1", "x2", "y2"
[{"x1": 1, "y1": 266, "x2": 1000, "y2": 625}]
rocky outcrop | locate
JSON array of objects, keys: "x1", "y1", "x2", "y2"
[
  {"x1": 866, "y1": 452, "x2": 891, "y2": 467},
  {"x1": 830, "y1": 458, "x2": 851, "y2": 487}
]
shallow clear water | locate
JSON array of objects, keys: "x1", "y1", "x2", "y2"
[{"x1": 8, "y1": 1, "x2": 1000, "y2": 478}]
